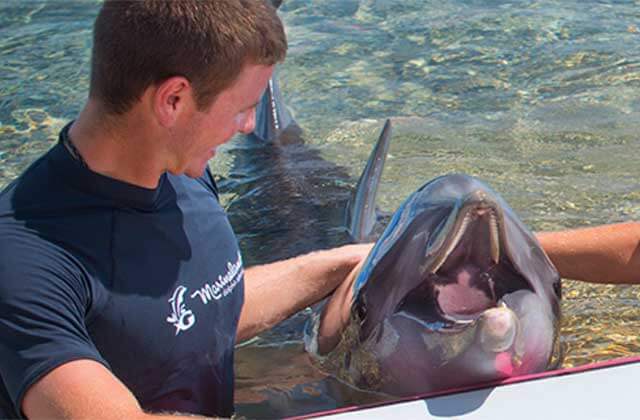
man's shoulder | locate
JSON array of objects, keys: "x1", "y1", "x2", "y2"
[
  {"x1": 0, "y1": 222, "x2": 85, "y2": 305},
  {"x1": 0, "y1": 149, "x2": 63, "y2": 266},
  {"x1": 0, "y1": 145, "x2": 94, "y2": 300},
  {"x1": 0, "y1": 144, "x2": 65, "y2": 213}
]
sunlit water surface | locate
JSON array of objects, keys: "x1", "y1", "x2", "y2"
[{"x1": 1, "y1": 1, "x2": 639, "y2": 418}]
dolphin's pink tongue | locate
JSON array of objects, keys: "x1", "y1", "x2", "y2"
[{"x1": 436, "y1": 266, "x2": 494, "y2": 316}]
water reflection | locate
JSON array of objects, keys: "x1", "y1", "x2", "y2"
[{"x1": 235, "y1": 343, "x2": 394, "y2": 419}]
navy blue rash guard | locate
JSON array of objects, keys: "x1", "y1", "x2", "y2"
[{"x1": 0, "y1": 125, "x2": 244, "y2": 418}]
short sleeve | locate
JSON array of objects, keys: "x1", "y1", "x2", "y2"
[{"x1": 0, "y1": 236, "x2": 108, "y2": 415}]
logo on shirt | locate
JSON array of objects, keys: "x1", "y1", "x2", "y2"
[
  {"x1": 191, "y1": 252, "x2": 243, "y2": 304},
  {"x1": 166, "y1": 285, "x2": 196, "y2": 335},
  {"x1": 166, "y1": 252, "x2": 243, "y2": 335}
]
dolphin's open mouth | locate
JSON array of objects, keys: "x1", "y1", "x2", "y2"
[{"x1": 398, "y1": 190, "x2": 532, "y2": 326}]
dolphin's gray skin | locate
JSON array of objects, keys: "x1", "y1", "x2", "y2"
[{"x1": 305, "y1": 174, "x2": 562, "y2": 396}]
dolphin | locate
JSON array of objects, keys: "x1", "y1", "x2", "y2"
[
  {"x1": 304, "y1": 173, "x2": 563, "y2": 396},
  {"x1": 226, "y1": 72, "x2": 561, "y2": 399}
]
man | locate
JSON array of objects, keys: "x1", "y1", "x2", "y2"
[{"x1": 0, "y1": 1, "x2": 369, "y2": 418}]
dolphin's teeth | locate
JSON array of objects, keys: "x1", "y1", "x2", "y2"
[
  {"x1": 489, "y1": 212, "x2": 500, "y2": 264},
  {"x1": 442, "y1": 313, "x2": 474, "y2": 325},
  {"x1": 481, "y1": 272, "x2": 497, "y2": 301},
  {"x1": 430, "y1": 213, "x2": 471, "y2": 273}
]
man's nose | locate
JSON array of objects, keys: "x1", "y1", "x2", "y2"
[{"x1": 238, "y1": 108, "x2": 256, "y2": 134}]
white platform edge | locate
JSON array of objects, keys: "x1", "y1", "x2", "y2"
[{"x1": 300, "y1": 357, "x2": 640, "y2": 420}]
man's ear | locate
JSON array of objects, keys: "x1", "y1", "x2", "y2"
[{"x1": 153, "y1": 76, "x2": 193, "y2": 127}]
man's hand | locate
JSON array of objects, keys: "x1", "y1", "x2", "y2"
[{"x1": 236, "y1": 243, "x2": 373, "y2": 343}]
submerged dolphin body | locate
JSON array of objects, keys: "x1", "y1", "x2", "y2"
[{"x1": 305, "y1": 174, "x2": 562, "y2": 396}]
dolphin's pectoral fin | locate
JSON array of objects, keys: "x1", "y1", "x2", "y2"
[
  {"x1": 347, "y1": 119, "x2": 393, "y2": 243},
  {"x1": 253, "y1": 73, "x2": 296, "y2": 142}
]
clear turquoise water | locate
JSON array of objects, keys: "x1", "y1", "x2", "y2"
[{"x1": 1, "y1": 1, "x2": 639, "y2": 418}]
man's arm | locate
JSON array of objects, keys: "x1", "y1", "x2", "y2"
[
  {"x1": 23, "y1": 244, "x2": 373, "y2": 417},
  {"x1": 22, "y1": 360, "x2": 215, "y2": 419},
  {"x1": 237, "y1": 221, "x2": 640, "y2": 341},
  {"x1": 236, "y1": 243, "x2": 372, "y2": 343},
  {"x1": 537, "y1": 222, "x2": 640, "y2": 284}
]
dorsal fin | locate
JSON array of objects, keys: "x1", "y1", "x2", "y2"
[
  {"x1": 346, "y1": 119, "x2": 393, "y2": 242},
  {"x1": 253, "y1": 74, "x2": 295, "y2": 142},
  {"x1": 258, "y1": 0, "x2": 287, "y2": 140}
]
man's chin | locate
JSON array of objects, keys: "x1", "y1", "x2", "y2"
[
  {"x1": 185, "y1": 165, "x2": 208, "y2": 178},
  {"x1": 168, "y1": 162, "x2": 209, "y2": 179}
]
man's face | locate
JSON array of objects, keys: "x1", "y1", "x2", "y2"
[{"x1": 171, "y1": 63, "x2": 275, "y2": 178}]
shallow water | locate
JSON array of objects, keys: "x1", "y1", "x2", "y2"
[{"x1": 1, "y1": 0, "x2": 639, "y2": 418}]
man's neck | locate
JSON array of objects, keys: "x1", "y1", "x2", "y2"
[{"x1": 69, "y1": 100, "x2": 168, "y2": 189}]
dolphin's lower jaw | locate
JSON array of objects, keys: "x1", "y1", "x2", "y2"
[
  {"x1": 336, "y1": 303, "x2": 552, "y2": 396},
  {"x1": 317, "y1": 306, "x2": 536, "y2": 397},
  {"x1": 478, "y1": 305, "x2": 518, "y2": 353}
]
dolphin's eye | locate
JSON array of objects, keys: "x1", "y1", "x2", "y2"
[
  {"x1": 553, "y1": 279, "x2": 561, "y2": 299},
  {"x1": 356, "y1": 301, "x2": 367, "y2": 321}
]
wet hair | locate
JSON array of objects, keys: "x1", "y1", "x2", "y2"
[{"x1": 89, "y1": 0, "x2": 287, "y2": 114}]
